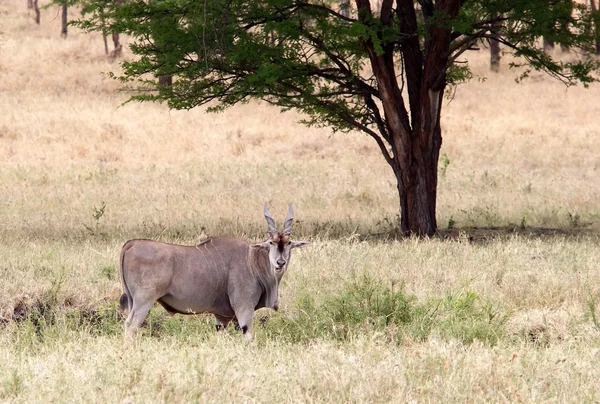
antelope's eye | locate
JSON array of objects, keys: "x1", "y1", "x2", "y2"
[{"x1": 269, "y1": 241, "x2": 275, "y2": 245}]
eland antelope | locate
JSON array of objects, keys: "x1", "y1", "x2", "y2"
[{"x1": 119, "y1": 203, "x2": 309, "y2": 340}]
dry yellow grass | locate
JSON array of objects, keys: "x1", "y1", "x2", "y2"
[
  {"x1": 1, "y1": 1, "x2": 600, "y2": 402},
  {"x1": 2, "y1": 0, "x2": 599, "y2": 237}
]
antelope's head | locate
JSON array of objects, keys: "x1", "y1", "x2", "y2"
[{"x1": 251, "y1": 203, "x2": 309, "y2": 278}]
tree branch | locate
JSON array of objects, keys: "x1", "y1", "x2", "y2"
[
  {"x1": 300, "y1": 2, "x2": 357, "y2": 23},
  {"x1": 396, "y1": 0, "x2": 424, "y2": 126},
  {"x1": 281, "y1": 81, "x2": 395, "y2": 169},
  {"x1": 364, "y1": 93, "x2": 391, "y2": 143}
]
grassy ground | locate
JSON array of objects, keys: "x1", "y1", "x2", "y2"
[{"x1": 1, "y1": 1, "x2": 600, "y2": 402}]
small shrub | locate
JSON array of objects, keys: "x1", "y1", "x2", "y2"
[
  {"x1": 567, "y1": 210, "x2": 580, "y2": 228},
  {"x1": 585, "y1": 290, "x2": 600, "y2": 335},
  {"x1": 439, "y1": 153, "x2": 451, "y2": 177},
  {"x1": 142, "y1": 310, "x2": 215, "y2": 340},
  {"x1": 325, "y1": 275, "x2": 413, "y2": 327},
  {"x1": 412, "y1": 291, "x2": 507, "y2": 345},
  {"x1": 447, "y1": 216, "x2": 456, "y2": 230},
  {"x1": 83, "y1": 201, "x2": 107, "y2": 236},
  {"x1": 261, "y1": 274, "x2": 416, "y2": 343},
  {"x1": 261, "y1": 278, "x2": 507, "y2": 346},
  {"x1": 66, "y1": 302, "x2": 122, "y2": 336}
]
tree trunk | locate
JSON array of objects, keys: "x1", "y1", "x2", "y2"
[
  {"x1": 592, "y1": 0, "x2": 600, "y2": 55},
  {"x1": 103, "y1": 34, "x2": 109, "y2": 54},
  {"x1": 490, "y1": 13, "x2": 501, "y2": 72},
  {"x1": 27, "y1": 0, "x2": 33, "y2": 9},
  {"x1": 154, "y1": 0, "x2": 173, "y2": 87},
  {"x1": 110, "y1": 0, "x2": 124, "y2": 57},
  {"x1": 61, "y1": 5, "x2": 68, "y2": 37},
  {"x1": 391, "y1": 121, "x2": 441, "y2": 237},
  {"x1": 112, "y1": 32, "x2": 122, "y2": 57},
  {"x1": 33, "y1": 0, "x2": 40, "y2": 24},
  {"x1": 355, "y1": 0, "x2": 457, "y2": 236}
]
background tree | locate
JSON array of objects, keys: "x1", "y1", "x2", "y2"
[
  {"x1": 591, "y1": 0, "x2": 600, "y2": 54},
  {"x1": 109, "y1": 0, "x2": 123, "y2": 57},
  {"x1": 489, "y1": 12, "x2": 502, "y2": 72},
  {"x1": 33, "y1": 0, "x2": 40, "y2": 24},
  {"x1": 75, "y1": 0, "x2": 600, "y2": 236},
  {"x1": 543, "y1": 1, "x2": 574, "y2": 53},
  {"x1": 61, "y1": 3, "x2": 68, "y2": 37},
  {"x1": 45, "y1": 0, "x2": 124, "y2": 55}
]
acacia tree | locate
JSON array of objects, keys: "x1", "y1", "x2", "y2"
[{"x1": 77, "y1": 0, "x2": 600, "y2": 236}]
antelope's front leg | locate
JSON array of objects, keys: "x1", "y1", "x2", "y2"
[{"x1": 233, "y1": 307, "x2": 254, "y2": 341}]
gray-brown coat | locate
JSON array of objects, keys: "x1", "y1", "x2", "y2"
[{"x1": 119, "y1": 204, "x2": 308, "y2": 340}]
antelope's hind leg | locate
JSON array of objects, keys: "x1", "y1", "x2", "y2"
[
  {"x1": 124, "y1": 298, "x2": 154, "y2": 339},
  {"x1": 214, "y1": 315, "x2": 234, "y2": 332}
]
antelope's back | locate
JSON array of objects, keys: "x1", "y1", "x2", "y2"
[{"x1": 121, "y1": 237, "x2": 253, "y2": 306}]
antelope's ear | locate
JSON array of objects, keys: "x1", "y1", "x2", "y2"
[
  {"x1": 250, "y1": 241, "x2": 270, "y2": 250},
  {"x1": 291, "y1": 240, "x2": 310, "y2": 249}
]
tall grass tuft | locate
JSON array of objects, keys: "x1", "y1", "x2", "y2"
[{"x1": 260, "y1": 275, "x2": 507, "y2": 345}]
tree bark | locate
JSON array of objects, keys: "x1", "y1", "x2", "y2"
[
  {"x1": 61, "y1": 5, "x2": 68, "y2": 37},
  {"x1": 490, "y1": 13, "x2": 501, "y2": 72}
]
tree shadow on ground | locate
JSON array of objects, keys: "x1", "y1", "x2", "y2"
[
  {"x1": 359, "y1": 225, "x2": 599, "y2": 244},
  {"x1": 3, "y1": 220, "x2": 598, "y2": 244}
]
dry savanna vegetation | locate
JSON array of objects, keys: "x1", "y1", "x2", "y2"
[{"x1": 1, "y1": 1, "x2": 600, "y2": 402}]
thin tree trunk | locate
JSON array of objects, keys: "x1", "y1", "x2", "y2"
[
  {"x1": 112, "y1": 32, "x2": 122, "y2": 57},
  {"x1": 33, "y1": 0, "x2": 40, "y2": 24},
  {"x1": 592, "y1": 0, "x2": 600, "y2": 55},
  {"x1": 111, "y1": 0, "x2": 124, "y2": 57},
  {"x1": 490, "y1": 13, "x2": 501, "y2": 72},
  {"x1": 103, "y1": 34, "x2": 109, "y2": 54},
  {"x1": 61, "y1": 5, "x2": 68, "y2": 37},
  {"x1": 27, "y1": 0, "x2": 33, "y2": 9},
  {"x1": 154, "y1": 0, "x2": 172, "y2": 87}
]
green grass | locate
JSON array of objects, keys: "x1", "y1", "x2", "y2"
[
  {"x1": 3, "y1": 272, "x2": 507, "y2": 347},
  {"x1": 2, "y1": 235, "x2": 600, "y2": 401}
]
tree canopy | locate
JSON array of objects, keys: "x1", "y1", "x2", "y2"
[{"x1": 76, "y1": 0, "x2": 600, "y2": 236}]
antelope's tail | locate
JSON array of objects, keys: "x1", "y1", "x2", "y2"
[
  {"x1": 119, "y1": 240, "x2": 134, "y2": 313},
  {"x1": 119, "y1": 293, "x2": 128, "y2": 312}
]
